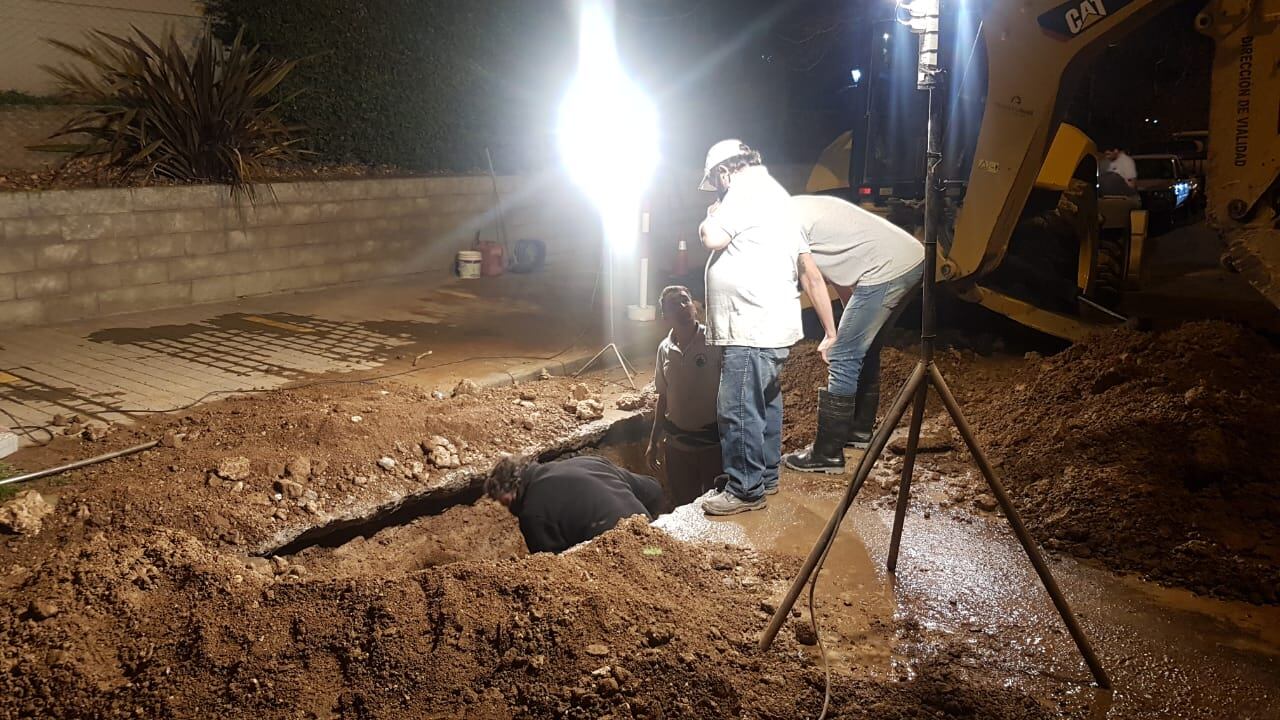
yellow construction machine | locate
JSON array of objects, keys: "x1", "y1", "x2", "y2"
[{"x1": 806, "y1": 0, "x2": 1280, "y2": 341}]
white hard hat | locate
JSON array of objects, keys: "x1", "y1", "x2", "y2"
[{"x1": 699, "y1": 138, "x2": 750, "y2": 191}]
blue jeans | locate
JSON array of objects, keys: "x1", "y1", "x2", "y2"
[
  {"x1": 718, "y1": 346, "x2": 789, "y2": 502},
  {"x1": 828, "y1": 263, "x2": 924, "y2": 397}
]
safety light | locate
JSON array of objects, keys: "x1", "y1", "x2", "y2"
[
  {"x1": 557, "y1": 0, "x2": 659, "y2": 252},
  {"x1": 850, "y1": 68, "x2": 863, "y2": 84}
]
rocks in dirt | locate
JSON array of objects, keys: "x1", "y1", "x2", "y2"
[
  {"x1": 575, "y1": 399, "x2": 604, "y2": 421},
  {"x1": 376, "y1": 457, "x2": 397, "y2": 471},
  {"x1": 409, "y1": 461, "x2": 427, "y2": 480},
  {"x1": 615, "y1": 394, "x2": 645, "y2": 411},
  {"x1": 454, "y1": 378, "x2": 481, "y2": 397},
  {"x1": 79, "y1": 423, "x2": 111, "y2": 442},
  {"x1": 274, "y1": 479, "x2": 305, "y2": 500},
  {"x1": 215, "y1": 456, "x2": 253, "y2": 481},
  {"x1": 569, "y1": 383, "x2": 592, "y2": 401},
  {"x1": 0, "y1": 491, "x2": 55, "y2": 536},
  {"x1": 350, "y1": 415, "x2": 363, "y2": 423},
  {"x1": 644, "y1": 625, "x2": 675, "y2": 647},
  {"x1": 27, "y1": 599, "x2": 59, "y2": 620},
  {"x1": 584, "y1": 644, "x2": 610, "y2": 657},
  {"x1": 972, "y1": 495, "x2": 999, "y2": 513},
  {"x1": 431, "y1": 390, "x2": 447, "y2": 400},
  {"x1": 791, "y1": 620, "x2": 818, "y2": 646},
  {"x1": 269, "y1": 556, "x2": 290, "y2": 575},
  {"x1": 159, "y1": 430, "x2": 185, "y2": 449},
  {"x1": 888, "y1": 420, "x2": 955, "y2": 455},
  {"x1": 422, "y1": 436, "x2": 461, "y2": 469},
  {"x1": 285, "y1": 456, "x2": 312, "y2": 480},
  {"x1": 519, "y1": 389, "x2": 537, "y2": 402}
]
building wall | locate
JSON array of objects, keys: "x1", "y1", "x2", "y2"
[
  {"x1": 0, "y1": 0, "x2": 206, "y2": 95},
  {"x1": 0, "y1": 174, "x2": 600, "y2": 329}
]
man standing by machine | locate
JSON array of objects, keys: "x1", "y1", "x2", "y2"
[
  {"x1": 1100, "y1": 143, "x2": 1138, "y2": 189},
  {"x1": 646, "y1": 285, "x2": 723, "y2": 506},
  {"x1": 784, "y1": 194, "x2": 925, "y2": 474},
  {"x1": 696, "y1": 140, "x2": 837, "y2": 515},
  {"x1": 485, "y1": 454, "x2": 665, "y2": 554}
]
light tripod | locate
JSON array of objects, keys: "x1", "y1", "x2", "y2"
[{"x1": 757, "y1": 2, "x2": 1111, "y2": 691}]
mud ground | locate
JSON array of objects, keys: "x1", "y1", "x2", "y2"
[
  {"x1": 782, "y1": 320, "x2": 1280, "y2": 604},
  {"x1": 2, "y1": 320, "x2": 1278, "y2": 718}
]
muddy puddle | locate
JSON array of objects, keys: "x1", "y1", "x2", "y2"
[{"x1": 265, "y1": 417, "x2": 1277, "y2": 719}]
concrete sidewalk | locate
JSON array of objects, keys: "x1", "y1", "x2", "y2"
[{"x1": 0, "y1": 268, "x2": 662, "y2": 446}]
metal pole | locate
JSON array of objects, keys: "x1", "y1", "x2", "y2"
[
  {"x1": 0, "y1": 440, "x2": 160, "y2": 487},
  {"x1": 920, "y1": 73, "x2": 943, "y2": 364},
  {"x1": 886, "y1": 383, "x2": 928, "y2": 572},
  {"x1": 758, "y1": 361, "x2": 928, "y2": 651},
  {"x1": 928, "y1": 364, "x2": 1112, "y2": 689}
]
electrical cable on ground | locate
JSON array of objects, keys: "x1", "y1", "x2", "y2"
[{"x1": 808, "y1": 525, "x2": 836, "y2": 720}]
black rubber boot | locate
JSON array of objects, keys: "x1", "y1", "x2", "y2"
[
  {"x1": 847, "y1": 382, "x2": 880, "y2": 448},
  {"x1": 785, "y1": 390, "x2": 856, "y2": 473}
]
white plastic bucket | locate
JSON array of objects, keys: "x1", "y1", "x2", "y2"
[{"x1": 456, "y1": 250, "x2": 482, "y2": 279}]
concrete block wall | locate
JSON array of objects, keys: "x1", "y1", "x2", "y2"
[{"x1": 0, "y1": 173, "x2": 601, "y2": 329}]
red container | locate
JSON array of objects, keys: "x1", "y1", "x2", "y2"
[{"x1": 477, "y1": 242, "x2": 505, "y2": 276}]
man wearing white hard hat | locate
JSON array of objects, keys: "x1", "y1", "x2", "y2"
[{"x1": 696, "y1": 139, "x2": 837, "y2": 516}]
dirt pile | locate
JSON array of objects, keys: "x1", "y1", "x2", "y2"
[
  {"x1": 2, "y1": 375, "x2": 632, "y2": 556},
  {"x1": 968, "y1": 321, "x2": 1280, "y2": 601},
  {"x1": 0, "y1": 516, "x2": 1057, "y2": 719}
]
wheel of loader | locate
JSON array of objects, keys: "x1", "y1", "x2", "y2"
[{"x1": 991, "y1": 179, "x2": 1092, "y2": 313}]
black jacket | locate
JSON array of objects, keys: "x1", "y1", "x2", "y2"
[{"x1": 511, "y1": 456, "x2": 665, "y2": 554}]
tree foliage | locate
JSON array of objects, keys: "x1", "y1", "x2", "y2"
[{"x1": 202, "y1": 0, "x2": 560, "y2": 172}]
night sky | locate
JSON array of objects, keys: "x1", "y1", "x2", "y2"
[{"x1": 509, "y1": 0, "x2": 1211, "y2": 170}]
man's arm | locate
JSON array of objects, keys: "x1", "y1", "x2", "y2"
[
  {"x1": 621, "y1": 470, "x2": 667, "y2": 518},
  {"x1": 519, "y1": 513, "x2": 567, "y2": 554},
  {"x1": 799, "y1": 253, "x2": 838, "y2": 361},
  {"x1": 699, "y1": 218, "x2": 732, "y2": 251},
  {"x1": 647, "y1": 394, "x2": 668, "y2": 471}
]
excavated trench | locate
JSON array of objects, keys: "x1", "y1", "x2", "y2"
[{"x1": 265, "y1": 413, "x2": 657, "y2": 561}]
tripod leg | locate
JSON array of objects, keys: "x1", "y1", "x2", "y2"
[
  {"x1": 608, "y1": 344, "x2": 637, "y2": 389},
  {"x1": 887, "y1": 380, "x2": 929, "y2": 573},
  {"x1": 574, "y1": 345, "x2": 614, "y2": 378},
  {"x1": 759, "y1": 362, "x2": 928, "y2": 652},
  {"x1": 927, "y1": 364, "x2": 1112, "y2": 689}
]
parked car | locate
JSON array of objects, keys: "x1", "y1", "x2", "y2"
[{"x1": 1132, "y1": 153, "x2": 1201, "y2": 228}]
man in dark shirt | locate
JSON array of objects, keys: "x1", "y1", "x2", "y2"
[{"x1": 485, "y1": 454, "x2": 666, "y2": 554}]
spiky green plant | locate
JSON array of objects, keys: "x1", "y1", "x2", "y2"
[{"x1": 36, "y1": 27, "x2": 304, "y2": 193}]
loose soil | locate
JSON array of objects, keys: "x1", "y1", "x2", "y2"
[
  {"x1": 1, "y1": 372, "x2": 1057, "y2": 718},
  {"x1": 779, "y1": 321, "x2": 1280, "y2": 603}
]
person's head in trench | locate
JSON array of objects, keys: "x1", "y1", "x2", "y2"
[
  {"x1": 698, "y1": 139, "x2": 763, "y2": 199},
  {"x1": 484, "y1": 453, "x2": 530, "y2": 508},
  {"x1": 659, "y1": 285, "x2": 698, "y2": 332}
]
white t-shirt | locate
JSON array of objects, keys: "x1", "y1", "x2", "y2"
[
  {"x1": 1101, "y1": 152, "x2": 1137, "y2": 185},
  {"x1": 700, "y1": 166, "x2": 805, "y2": 349},
  {"x1": 791, "y1": 195, "x2": 924, "y2": 287}
]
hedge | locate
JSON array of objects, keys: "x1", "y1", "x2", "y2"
[{"x1": 203, "y1": 0, "x2": 560, "y2": 172}]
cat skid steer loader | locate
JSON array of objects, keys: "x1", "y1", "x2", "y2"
[{"x1": 806, "y1": 0, "x2": 1280, "y2": 341}]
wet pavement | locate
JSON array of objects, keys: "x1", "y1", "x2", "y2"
[
  {"x1": 657, "y1": 469, "x2": 1280, "y2": 719},
  {"x1": 0, "y1": 268, "x2": 661, "y2": 445}
]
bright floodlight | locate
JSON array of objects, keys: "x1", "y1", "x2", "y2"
[{"x1": 558, "y1": 1, "x2": 659, "y2": 250}]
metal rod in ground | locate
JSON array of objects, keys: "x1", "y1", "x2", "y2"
[
  {"x1": 758, "y1": 361, "x2": 928, "y2": 652},
  {"x1": 0, "y1": 440, "x2": 160, "y2": 487},
  {"x1": 887, "y1": 380, "x2": 929, "y2": 573},
  {"x1": 927, "y1": 363, "x2": 1112, "y2": 689}
]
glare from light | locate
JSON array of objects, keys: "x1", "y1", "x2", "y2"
[
  {"x1": 850, "y1": 68, "x2": 863, "y2": 84},
  {"x1": 883, "y1": 31, "x2": 891, "y2": 41},
  {"x1": 558, "y1": 1, "x2": 659, "y2": 251}
]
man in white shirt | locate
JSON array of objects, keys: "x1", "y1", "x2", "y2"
[
  {"x1": 1100, "y1": 144, "x2": 1137, "y2": 189},
  {"x1": 646, "y1": 285, "x2": 723, "y2": 506},
  {"x1": 783, "y1": 194, "x2": 925, "y2": 473},
  {"x1": 695, "y1": 140, "x2": 837, "y2": 515}
]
